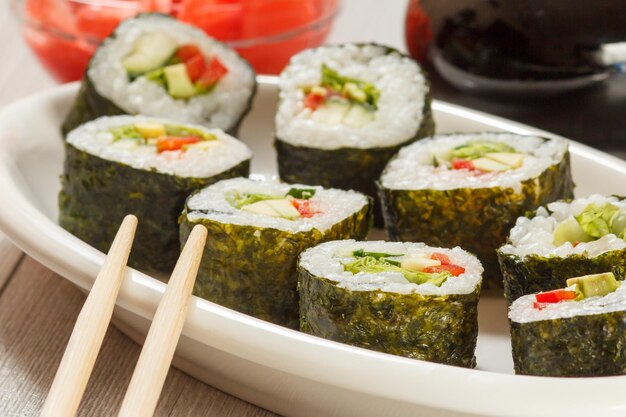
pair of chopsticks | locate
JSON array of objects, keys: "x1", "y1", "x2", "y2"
[{"x1": 40, "y1": 215, "x2": 207, "y2": 417}]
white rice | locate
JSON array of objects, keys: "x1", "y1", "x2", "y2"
[
  {"x1": 89, "y1": 14, "x2": 255, "y2": 130},
  {"x1": 499, "y1": 195, "x2": 626, "y2": 258},
  {"x1": 380, "y1": 133, "x2": 568, "y2": 192},
  {"x1": 185, "y1": 177, "x2": 369, "y2": 233},
  {"x1": 66, "y1": 115, "x2": 252, "y2": 178},
  {"x1": 509, "y1": 282, "x2": 626, "y2": 323},
  {"x1": 275, "y1": 43, "x2": 428, "y2": 149},
  {"x1": 298, "y1": 240, "x2": 483, "y2": 295}
]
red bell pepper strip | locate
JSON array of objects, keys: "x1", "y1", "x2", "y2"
[
  {"x1": 156, "y1": 136, "x2": 202, "y2": 153},
  {"x1": 196, "y1": 57, "x2": 229, "y2": 89},
  {"x1": 303, "y1": 92, "x2": 326, "y2": 110},
  {"x1": 423, "y1": 264, "x2": 465, "y2": 277},
  {"x1": 533, "y1": 302, "x2": 551, "y2": 310},
  {"x1": 451, "y1": 159, "x2": 475, "y2": 170},
  {"x1": 534, "y1": 289, "x2": 577, "y2": 304},
  {"x1": 290, "y1": 199, "x2": 320, "y2": 218},
  {"x1": 184, "y1": 53, "x2": 206, "y2": 82},
  {"x1": 430, "y1": 252, "x2": 451, "y2": 265},
  {"x1": 176, "y1": 44, "x2": 202, "y2": 62}
]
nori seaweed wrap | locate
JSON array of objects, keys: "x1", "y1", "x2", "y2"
[
  {"x1": 179, "y1": 177, "x2": 373, "y2": 329},
  {"x1": 60, "y1": 115, "x2": 251, "y2": 274},
  {"x1": 498, "y1": 195, "x2": 626, "y2": 304},
  {"x1": 298, "y1": 240, "x2": 483, "y2": 367},
  {"x1": 509, "y1": 272, "x2": 626, "y2": 377},
  {"x1": 62, "y1": 13, "x2": 256, "y2": 136},
  {"x1": 378, "y1": 132, "x2": 574, "y2": 290},
  {"x1": 274, "y1": 43, "x2": 435, "y2": 224}
]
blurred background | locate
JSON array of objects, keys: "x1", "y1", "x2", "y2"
[{"x1": 3, "y1": 0, "x2": 625, "y2": 157}]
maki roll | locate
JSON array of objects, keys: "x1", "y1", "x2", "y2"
[
  {"x1": 179, "y1": 178, "x2": 372, "y2": 328},
  {"x1": 510, "y1": 272, "x2": 626, "y2": 376},
  {"x1": 62, "y1": 13, "x2": 256, "y2": 135},
  {"x1": 60, "y1": 115, "x2": 251, "y2": 274},
  {"x1": 274, "y1": 43, "x2": 434, "y2": 224},
  {"x1": 298, "y1": 241, "x2": 483, "y2": 367},
  {"x1": 378, "y1": 133, "x2": 574, "y2": 289},
  {"x1": 498, "y1": 195, "x2": 626, "y2": 304}
]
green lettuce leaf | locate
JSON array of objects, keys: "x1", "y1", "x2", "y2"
[
  {"x1": 450, "y1": 140, "x2": 516, "y2": 160},
  {"x1": 343, "y1": 256, "x2": 451, "y2": 286},
  {"x1": 321, "y1": 64, "x2": 380, "y2": 109},
  {"x1": 575, "y1": 203, "x2": 619, "y2": 238}
]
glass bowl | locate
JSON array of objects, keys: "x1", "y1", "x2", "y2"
[{"x1": 13, "y1": 0, "x2": 339, "y2": 82}]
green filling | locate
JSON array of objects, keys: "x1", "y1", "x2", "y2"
[
  {"x1": 343, "y1": 255, "x2": 451, "y2": 286},
  {"x1": 575, "y1": 203, "x2": 620, "y2": 238},
  {"x1": 320, "y1": 64, "x2": 380, "y2": 110},
  {"x1": 450, "y1": 140, "x2": 516, "y2": 160},
  {"x1": 227, "y1": 192, "x2": 280, "y2": 209},
  {"x1": 228, "y1": 187, "x2": 317, "y2": 210},
  {"x1": 286, "y1": 187, "x2": 316, "y2": 199},
  {"x1": 109, "y1": 125, "x2": 144, "y2": 142},
  {"x1": 108, "y1": 123, "x2": 216, "y2": 143},
  {"x1": 144, "y1": 67, "x2": 167, "y2": 87},
  {"x1": 126, "y1": 44, "x2": 217, "y2": 99},
  {"x1": 164, "y1": 124, "x2": 216, "y2": 141},
  {"x1": 567, "y1": 272, "x2": 620, "y2": 298}
]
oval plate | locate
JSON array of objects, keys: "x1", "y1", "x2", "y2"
[{"x1": 1, "y1": 76, "x2": 625, "y2": 417}]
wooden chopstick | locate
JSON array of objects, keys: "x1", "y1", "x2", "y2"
[
  {"x1": 40, "y1": 215, "x2": 138, "y2": 417},
  {"x1": 117, "y1": 224, "x2": 207, "y2": 417}
]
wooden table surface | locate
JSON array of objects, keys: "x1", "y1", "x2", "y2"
[{"x1": 1, "y1": 1, "x2": 624, "y2": 416}]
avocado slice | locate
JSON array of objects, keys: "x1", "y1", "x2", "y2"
[
  {"x1": 553, "y1": 216, "x2": 594, "y2": 246},
  {"x1": 241, "y1": 199, "x2": 301, "y2": 219},
  {"x1": 485, "y1": 152, "x2": 524, "y2": 169},
  {"x1": 566, "y1": 272, "x2": 620, "y2": 298},
  {"x1": 164, "y1": 64, "x2": 196, "y2": 99},
  {"x1": 134, "y1": 122, "x2": 166, "y2": 138},
  {"x1": 122, "y1": 32, "x2": 178, "y2": 76}
]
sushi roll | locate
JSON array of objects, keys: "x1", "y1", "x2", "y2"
[
  {"x1": 274, "y1": 43, "x2": 434, "y2": 224},
  {"x1": 509, "y1": 272, "x2": 626, "y2": 376},
  {"x1": 298, "y1": 241, "x2": 483, "y2": 367},
  {"x1": 498, "y1": 195, "x2": 626, "y2": 304},
  {"x1": 62, "y1": 13, "x2": 256, "y2": 135},
  {"x1": 378, "y1": 133, "x2": 574, "y2": 289},
  {"x1": 179, "y1": 177, "x2": 372, "y2": 328},
  {"x1": 59, "y1": 115, "x2": 251, "y2": 273}
]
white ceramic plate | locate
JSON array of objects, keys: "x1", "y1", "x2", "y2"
[{"x1": 1, "y1": 76, "x2": 625, "y2": 417}]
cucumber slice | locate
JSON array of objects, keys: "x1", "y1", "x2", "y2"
[
  {"x1": 553, "y1": 216, "x2": 594, "y2": 246},
  {"x1": 400, "y1": 256, "x2": 441, "y2": 272},
  {"x1": 343, "y1": 104, "x2": 374, "y2": 127},
  {"x1": 311, "y1": 99, "x2": 351, "y2": 124},
  {"x1": 122, "y1": 32, "x2": 178, "y2": 76},
  {"x1": 164, "y1": 64, "x2": 196, "y2": 99},
  {"x1": 343, "y1": 82, "x2": 367, "y2": 103}
]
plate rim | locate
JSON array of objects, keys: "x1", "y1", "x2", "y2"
[{"x1": 1, "y1": 78, "x2": 626, "y2": 417}]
